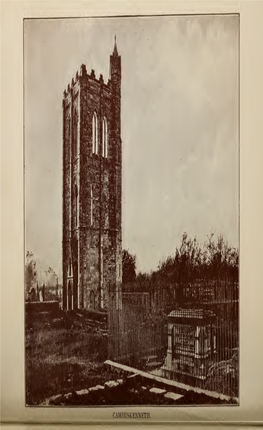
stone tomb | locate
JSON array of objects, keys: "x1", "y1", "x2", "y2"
[{"x1": 162, "y1": 308, "x2": 216, "y2": 383}]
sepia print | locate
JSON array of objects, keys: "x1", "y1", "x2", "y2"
[{"x1": 24, "y1": 14, "x2": 239, "y2": 407}]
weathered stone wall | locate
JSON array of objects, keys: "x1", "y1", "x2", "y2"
[{"x1": 62, "y1": 45, "x2": 122, "y2": 312}]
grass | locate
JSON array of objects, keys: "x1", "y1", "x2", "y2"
[{"x1": 25, "y1": 311, "x2": 120, "y2": 405}]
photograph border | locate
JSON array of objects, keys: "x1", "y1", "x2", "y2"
[{"x1": 1, "y1": 0, "x2": 263, "y2": 425}]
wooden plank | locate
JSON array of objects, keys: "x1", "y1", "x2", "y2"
[{"x1": 104, "y1": 360, "x2": 238, "y2": 403}]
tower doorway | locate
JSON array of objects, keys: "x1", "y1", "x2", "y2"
[
  {"x1": 73, "y1": 261, "x2": 78, "y2": 310},
  {"x1": 90, "y1": 290, "x2": 95, "y2": 310},
  {"x1": 68, "y1": 280, "x2": 73, "y2": 310}
]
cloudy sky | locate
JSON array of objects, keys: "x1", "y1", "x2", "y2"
[{"x1": 24, "y1": 15, "x2": 239, "y2": 279}]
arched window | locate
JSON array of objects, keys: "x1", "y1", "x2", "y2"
[
  {"x1": 92, "y1": 112, "x2": 98, "y2": 154},
  {"x1": 72, "y1": 109, "x2": 78, "y2": 160},
  {"x1": 102, "y1": 117, "x2": 108, "y2": 158}
]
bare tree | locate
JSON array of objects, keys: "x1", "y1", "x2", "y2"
[{"x1": 25, "y1": 251, "x2": 37, "y2": 296}]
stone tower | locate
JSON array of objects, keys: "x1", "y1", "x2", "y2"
[{"x1": 62, "y1": 38, "x2": 122, "y2": 312}]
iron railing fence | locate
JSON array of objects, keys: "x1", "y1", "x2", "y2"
[{"x1": 108, "y1": 279, "x2": 239, "y2": 400}]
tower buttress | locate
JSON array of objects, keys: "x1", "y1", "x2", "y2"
[{"x1": 110, "y1": 36, "x2": 122, "y2": 308}]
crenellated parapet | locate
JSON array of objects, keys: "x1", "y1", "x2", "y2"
[{"x1": 63, "y1": 64, "x2": 113, "y2": 99}]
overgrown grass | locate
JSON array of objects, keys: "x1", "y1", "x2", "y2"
[{"x1": 25, "y1": 314, "x2": 120, "y2": 405}]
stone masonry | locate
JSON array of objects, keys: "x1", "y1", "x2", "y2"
[{"x1": 62, "y1": 38, "x2": 122, "y2": 312}]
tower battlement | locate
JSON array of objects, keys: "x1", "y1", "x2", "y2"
[{"x1": 63, "y1": 64, "x2": 113, "y2": 99}]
